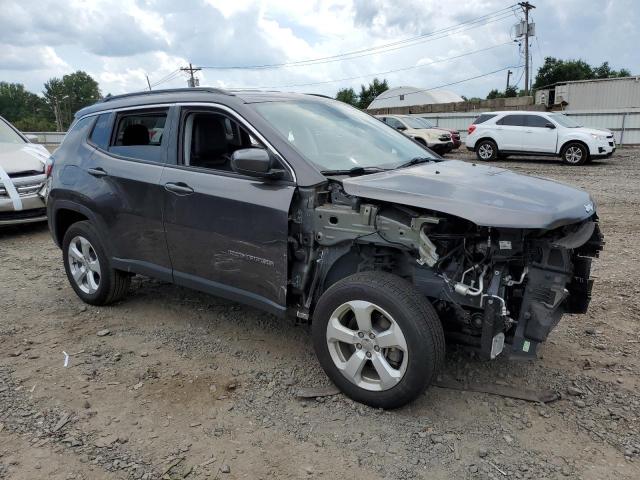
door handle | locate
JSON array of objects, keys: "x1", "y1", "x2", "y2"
[
  {"x1": 525, "y1": 130, "x2": 533, "y2": 133},
  {"x1": 87, "y1": 167, "x2": 107, "y2": 177},
  {"x1": 164, "y1": 182, "x2": 194, "y2": 195}
]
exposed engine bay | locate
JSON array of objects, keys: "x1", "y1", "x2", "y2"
[{"x1": 288, "y1": 179, "x2": 604, "y2": 360}]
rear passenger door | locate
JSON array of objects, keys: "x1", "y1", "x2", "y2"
[
  {"x1": 86, "y1": 107, "x2": 176, "y2": 280},
  {"x1": 160, "y1": 106, "x2": 295, "y2": 316},
  {"x1": 522, "y1": 114, "x2": 558, "y2": 153},
  {"x1": 494, "y1": 114, "x2": 526, "y2": 151}
]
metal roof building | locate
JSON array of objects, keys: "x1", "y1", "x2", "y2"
[
  {"x1": 535, "y1": 76, "x2": 640, "y2": 110},
  {"x1": 367, "y1": 86, "x2": 464, "y2": 110}
]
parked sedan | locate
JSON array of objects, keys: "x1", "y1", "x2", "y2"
[{"x1": 0, "y1": 116, "x2": 51, "y2": 225}]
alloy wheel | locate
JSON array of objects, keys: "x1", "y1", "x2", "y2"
[
  {"x1": 325, "y1": 300, "x2": 408, "y2": 391},
  {"x1": 565, "y1": 146, "x2": 583, "y2": 164},
  {"x1": 67, "y1": 235, "x2": 101, "y2": 294},
  {"x1": 478, "y1": 143, "x2": 493, "y2": 160}
]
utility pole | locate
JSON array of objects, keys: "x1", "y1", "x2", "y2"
[
  {"x1": 506, "y1": 69, "x2": 513, "y2": 91},
  {"x1": 519, "y1": 2, "x2": 536, "y2": 96},
  {"x1": 181, "y1": 63, "x2": 202, "y2": 88}
]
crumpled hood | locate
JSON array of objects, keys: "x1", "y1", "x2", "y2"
[
  {"x1": 0, "y1": 142, "x2": 49, "y2": 175},
  {"x1": 342, "y1": 160, "x2": 595, "y2": 229}
]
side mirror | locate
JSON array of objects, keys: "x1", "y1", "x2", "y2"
[
  {"x1": 25, "y1": 134, "x2": 39, "y2": 143},
  {"x1": 545, "y1": 123, "x2": 556, "y2": 129},
  {"x1": 231, "y1": 148, "x2": 285, "y2": 180},
  {"x1": 396, "y1": 125, "x2": 407, "y2": 131}
]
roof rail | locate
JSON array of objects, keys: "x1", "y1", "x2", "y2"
[{"x1": 100, "y1": 87, "x2": 233, "y2": 103}]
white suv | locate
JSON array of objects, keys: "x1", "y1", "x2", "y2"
[{"x1": 465, "y1": 111, "x2": 616, "y2": 165}]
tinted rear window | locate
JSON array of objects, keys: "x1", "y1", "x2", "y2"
[
  {"x1": 496, "y1": 114, "x2": 527, "y2": 127},
  {"x1": 526, "y1": 115, "x2": 551, "y2": 128},
  {"x1": 108, "y1": 109, "x2": 168, "y2": 163},
  {"x1": 473, "y1": 114, "x2": 497, "y2": 125}
]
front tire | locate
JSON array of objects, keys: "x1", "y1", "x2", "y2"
[
  {"x1": 62, "y1": 221, "x2": 130, "y2": 305},
  {"x1": 561, "y1": 142, "x2": 588, "y2": 165},
  {"x1": 312, "y1": 272, "x2": 445, "y2": 409},
  {"x1": 476, "y1": 139, "x2": 498, "y2": 161}
]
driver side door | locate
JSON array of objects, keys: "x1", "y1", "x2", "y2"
[{"x1": 161, "y1": 106, "x2": 296, "y2": 316}]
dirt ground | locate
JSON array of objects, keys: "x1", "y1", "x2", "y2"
[{"x1": 1, "y1": 148, "x2": 639, "y2": 480}]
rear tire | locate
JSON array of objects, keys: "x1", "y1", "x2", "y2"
[
  {"x1": 561, "y1": 142, "x2": 588, "y2": 165},
  {"x1": 312, "y1": 271, "x2": 445, "y2": 409},
  {"x1": 476, "y1": 139, "x2": 498, "y2": 161},
  {"x1": 62, "y1": 221, "x2": 130, "y2": 306}
]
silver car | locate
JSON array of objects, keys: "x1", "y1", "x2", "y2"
[{"x1": 0, "y1": 116, "x2": 50, "y2": 225}]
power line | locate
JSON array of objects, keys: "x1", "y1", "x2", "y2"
[
  {"x1": 149, "y1": 69, "x2": 182, "y2": 88},
  {"x1": 199, "y1": 6, "x2": 518, "y2": 70},
  {"x1": 256, "y1": 42, "x2": 514, "y2": 89},
  {"x1": 363, "y1": 65, "x2": 525, "y2": 102}
]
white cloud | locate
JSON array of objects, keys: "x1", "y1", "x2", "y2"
[{"x1": 0, "y1": 0, "x2": 637, "y2": 99}]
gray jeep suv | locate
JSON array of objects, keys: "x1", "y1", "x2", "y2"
[{"x1": 47, "y1": 88, "x2": 603, "y2": 408}]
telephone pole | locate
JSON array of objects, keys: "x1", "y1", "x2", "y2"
[
  {"x1": 181, "y1": 63, "x2": 201, "y2": 88},
  {"x1": 519, "y1": 2, "x2": 536, "y2": 96},
  {"x1": 506, "y1": 69, "x2": 513, "y2": 91}
]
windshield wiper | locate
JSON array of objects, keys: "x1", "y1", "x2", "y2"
[
  {"x1": 320, "y1": 166, "x2": 388, "y2": 176},
  {"x1": 394, "y1": 157, "x2": 434, "y2": 169}
]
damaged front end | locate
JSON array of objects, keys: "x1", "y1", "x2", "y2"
[
  {"x1": 290, "y1": 178, "x2": 604, "y2": 361},
  {"x1": 415, "y1": 218, "x2": 605, "y2": 360}
]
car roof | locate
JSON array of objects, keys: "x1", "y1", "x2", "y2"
[
  {"x1": 75, "y1": 88, "x2": 331, "y2": 119},
  {"x1": 480, "y1": 111, "x2": 550, "y2": 116}
]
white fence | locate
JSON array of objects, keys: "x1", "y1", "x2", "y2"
[
  {"x1": 417, "y1": 109, "x2": 640, "y2": 145},
  {"x1": 23, "y1": 131, "x2": 66, "y2": 145},
  {"x1": 26, "y1": 109, "x2": 640, "y2": 146}
]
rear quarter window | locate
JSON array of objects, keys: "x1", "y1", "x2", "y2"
[
  {"x1": 89, "y1": 113, "x2": 113, "y2": 149},
  {"x1": 473, "y1": 114, "x2": 497, "y2": 125}
]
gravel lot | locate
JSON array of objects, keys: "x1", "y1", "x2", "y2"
[{"x1": 1, "y1": 148, "x2": 639, "y2": 480}]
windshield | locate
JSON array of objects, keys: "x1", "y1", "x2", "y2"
[
  {"x1": 549, "y1": 113, "x2": 582, "y2": 128},
  {"x1": 419, "y1": 117, "x2": 436, "y2": 128},
  {"x1": 0, "y1": 117, "x2": 26, "y2": 144},
  {"x1": 252, "y1": 100, "x2": 436, "y2": 172},
  {"x1": 400, "y1": 116, "x2": 430, "y2": 129}
]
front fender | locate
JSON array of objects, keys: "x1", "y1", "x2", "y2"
[{"x1": 557, "y1": 133, "x2": 597, "y2": 155}]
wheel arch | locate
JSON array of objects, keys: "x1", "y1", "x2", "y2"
[
  {"x1": 559, "y1": 139, "x2": 591, "y2": 157},
  {"x1": 473, "y1": 136, "x2": 498, "y2": 151},
  {"x1": 51, "y1": 201, "x2": 96, "y2": 248},
  {"x1": 320, "y1": 245, "x2": 412, "y2": 297}
]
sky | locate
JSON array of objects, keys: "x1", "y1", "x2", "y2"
[{"x1": 0, "y1": 0, "x2": 637, "y2": 100}]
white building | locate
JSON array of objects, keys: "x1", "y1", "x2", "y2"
[
  {"x1": 367, "y1": 86, "x2": 464, "y2": 110},
  {"x1": 535, "y1": 76, "x2": 640, "y2": 110}
]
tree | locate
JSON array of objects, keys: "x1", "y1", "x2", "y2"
[
  {"x1": 504, "y1": 86, "x2": 518, "y2": 98},
  {"x1": 533, "y1": 57, "x2": 631, "y2": 89},
  {"x1": 357, "y1": 78, "x2": 389, "y2": 109},
  {"x1": 486, "y1": 89, "x2": 501, "y2": 100},
  {"x1": 592, "y1": 61, "x2": 631, "y2": 79},
  {"x1": 0, "y1": 82, "x2": 55, "y2": 131},
  {"x1": 43, "y1": 71, "x2": 101, "y2": 129},
  {"x1": 334, "y1": 78, "x2": 390, "y2": 110},
  {"x1": 335, "y1": 87, "x2": 358, "y2": 107},
  {"x1": 485, "y1": 86, "x2": 518, "y2": 100}
]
